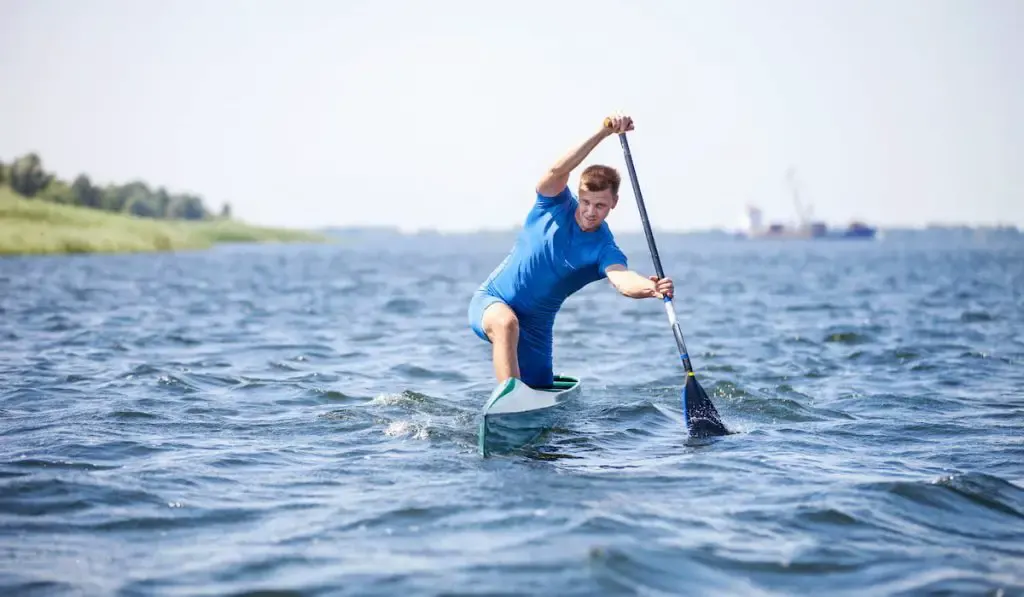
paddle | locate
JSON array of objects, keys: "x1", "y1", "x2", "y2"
[{"x1": 606, "y1": 120, "x2": 730, "y2": 438}]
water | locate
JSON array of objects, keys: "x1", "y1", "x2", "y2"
[{"x1": 2, "y1": 232, "x2": 1023, "y2": 596}]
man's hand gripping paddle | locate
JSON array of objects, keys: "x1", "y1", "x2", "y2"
[{"x1": 605, "y1": 117, "x2": 730, "y2": 438}]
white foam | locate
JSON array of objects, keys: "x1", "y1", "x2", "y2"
[{"x1": 384, "y1": 420, "x2": 430, "y2": 440}]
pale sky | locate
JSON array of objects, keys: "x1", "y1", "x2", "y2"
[{"x1": 2, "y1": 0, "x2": 1022, "y2": 232}]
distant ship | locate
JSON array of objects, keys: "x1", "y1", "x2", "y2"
[
  {"x1": 737, "y1": 168, "x2": 877, "y2": 240},
  {"x1": 742, "y1": 206, "x2": 878, "y2": 240}
]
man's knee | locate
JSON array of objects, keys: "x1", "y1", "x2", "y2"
[{"x1": 482, "y1": 303, "x2": 518, "y2": 340}]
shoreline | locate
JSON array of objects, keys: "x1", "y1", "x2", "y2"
[{"x1": 0, "y1": 187, "x2": 331, "y2": 257}]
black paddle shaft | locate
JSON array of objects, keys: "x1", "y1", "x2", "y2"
[
  {"x1": 614, "y1": 132, "x2": 693, "y2": 373},
  {"x1": 616, "y1": 133, "x2": 666, "y2": 280}
]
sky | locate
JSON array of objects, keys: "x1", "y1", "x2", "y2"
[{"x1": 1, "y1": 0, "x2": 1022, "y2": 232}]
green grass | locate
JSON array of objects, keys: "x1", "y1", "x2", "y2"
[{"x1": 0, "y1": 186, "x2": 330, "y2": 256}]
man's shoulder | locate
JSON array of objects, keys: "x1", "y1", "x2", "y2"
[
  {"x1": 527, "y1": 190, "x2": 576, "y2": 225},
  {"x1": 534, "y1": 186, "x2": 575, "y2": 210}
]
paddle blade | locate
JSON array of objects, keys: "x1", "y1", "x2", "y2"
[{"x1": 682, "y1": 374, "x2": 730, "y2": 437}]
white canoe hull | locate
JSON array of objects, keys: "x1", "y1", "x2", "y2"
[{"x1": 478, "y1": 374, "x2": 581, "y2": 456}]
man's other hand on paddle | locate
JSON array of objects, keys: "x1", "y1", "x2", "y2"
[{"x1": 648, "y1": 275, "x2": 674, "y2": 299}]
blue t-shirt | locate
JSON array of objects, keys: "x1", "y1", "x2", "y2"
[{"x1": 479, "y1": 186, "x2": 628, "y2": 325}]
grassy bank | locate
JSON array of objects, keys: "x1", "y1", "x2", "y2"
[{"x1": 0, "y1": 186, "x2": 330, "y2": 256}]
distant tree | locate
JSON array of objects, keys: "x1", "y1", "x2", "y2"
[
  {"x1": 0, "y1": 160, "x2": 6, "y2": 185},
  {"x1": 154, "y1": 187, "x2": 171, "y2": 218},
  {"x1": 119, "y1": 181, "x2": 154, "y2": 217},
  {"x1": 167, "y1": 194, "x2": 208, "y2": 220},
  {"x1": 126, "y1": 195, "x2": 163, "y2": 218},
  {"x1": 37, "y1": 179, "x2": 76, "y2": 204},
  {"x1": 71, "y1": 174, "x2": 101, "y2": 208},
  {"x1": 9, "y1": 153, "x2": 53, "y2": 197},
  {"x1": 99, "y1": 184, "x2": 127, "y2": 212},
  {"x1": 219, "y1": 202, "x2": 232, "y2": 219}
]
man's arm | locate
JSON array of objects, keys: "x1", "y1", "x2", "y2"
[
  {"x1": 605, "y1": 264, "x2": 674, "y2": 299},
  {"x1": 536, "y1": 115, "x2": 633, "y2": 197}
]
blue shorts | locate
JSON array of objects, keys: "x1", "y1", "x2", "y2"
[{"x1": 467, "y1": 289, "x2": 554, "y2": 388}]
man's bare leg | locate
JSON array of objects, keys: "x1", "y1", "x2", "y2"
[{"x1": 481, "y1": 302, "x2": 520, "y2": 382}]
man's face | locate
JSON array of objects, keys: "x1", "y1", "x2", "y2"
[{"x1": 576, "y1": 188, "x2": 617, "y2": 232}]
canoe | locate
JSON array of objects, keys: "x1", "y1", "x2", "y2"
[{"x1": 477, "y1": 374, "x2": 581, "y2": 457}]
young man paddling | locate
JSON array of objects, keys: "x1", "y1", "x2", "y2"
[{"x1": 468, "y1": 114, "x2": 675, "y2": 389}]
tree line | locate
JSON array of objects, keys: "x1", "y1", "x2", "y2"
[{"x1": 0, "y1": 152, "x2": 230, "y2": 220}]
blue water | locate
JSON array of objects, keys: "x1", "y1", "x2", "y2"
[{"x1": 2, "y1": 232, "x2": 1023, "y2": 596}]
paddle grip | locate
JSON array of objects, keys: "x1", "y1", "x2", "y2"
[{"x1": 603, "y1": 116, "x2": 635, "y2": 133}]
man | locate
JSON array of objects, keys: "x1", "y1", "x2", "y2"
[{"x1": 467, "y1": 114, "x2": 675, "y2": 388}]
